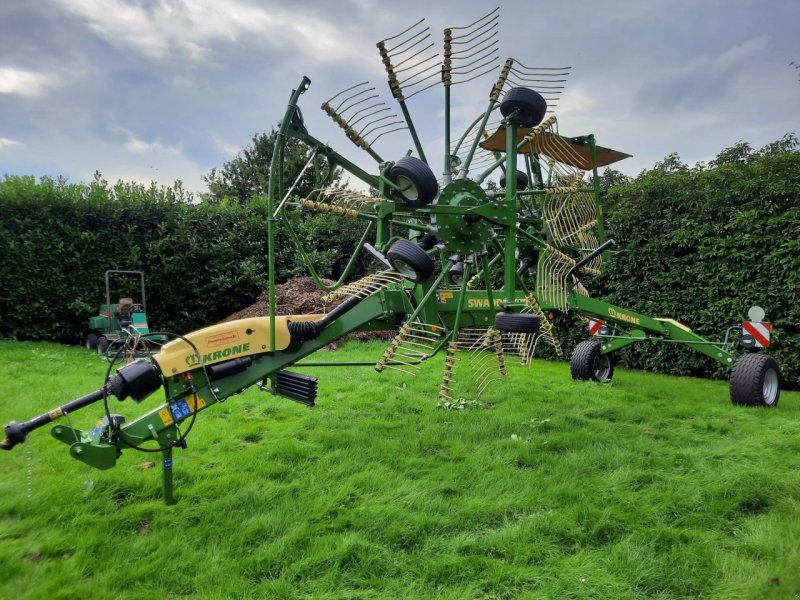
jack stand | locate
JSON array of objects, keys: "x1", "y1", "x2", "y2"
[{"x1": 162, "y1": 447, "x2": 175, "y2": 505}]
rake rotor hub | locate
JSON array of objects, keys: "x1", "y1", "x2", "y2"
[{"x1": 434, "y1": 179, "x2": 491, "y2": 254}]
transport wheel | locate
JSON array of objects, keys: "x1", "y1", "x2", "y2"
[
  {"x1": 499, "y1": 169, "x2": 529, "y2": 191},
  {"x1": 500, "y1": 87, "x2": 548, "y2": 127},
  {"x1": 570, "y1": 340, "x2": 614, "y2": 382},
  {"x1": 494, "y1": 312, "x2": 540, "y2": 333},
  {"x1": 386, "y1": 238, "x2": 436, "y2": 283},
  {"x1": 730, "y1": 353, "x2": 780, "y2": 407},
  {"x1": 96, "y1": 336, "x2": 110, "y2": 356},
  {"x1": 85, "y1": 332, "x2": 99, "y2": 350},
  {"x1": 388, "y1": 156, "x2": 439, "y2": 208}
]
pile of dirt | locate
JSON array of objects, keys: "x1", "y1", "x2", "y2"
[
  {"x1": 223, "y1": 277, "x2": 395, "y2": 346},
  {"x1": 223, "y1": 277, "x2": 336, "y2": 321}
]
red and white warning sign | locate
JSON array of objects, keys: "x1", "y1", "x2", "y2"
[
  {"x1": 588, "y1": 319, "x2": 608, "y2": 336},
  {"x1": 741, "y1": 321, "x2": 772, "y2": 348}
]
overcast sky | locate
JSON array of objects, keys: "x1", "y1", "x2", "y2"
[{"x1": 1, "y1": 0, "x2": 797, "y2": 196}]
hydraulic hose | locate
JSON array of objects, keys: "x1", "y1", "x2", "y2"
[
  {"x1": 287, "y1": 294, "x2": 363, "y2": 342},
  {"x1": 565, "y1": 239, "x2": 616, "y2": 282}
]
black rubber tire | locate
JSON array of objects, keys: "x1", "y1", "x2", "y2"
[
  {"x1": 388, "y1": 157, "x2": 439, "y2": 208},
  {"x1": 494, "y1": 312, "x2": 540, "y2": 333},
  {"x1": 570, "y1": 340, "x2": 614, "y2": 382},
  {"x1": 499, "y1": 170, "x2": 529, "y2": 191},
  {"x1": 85, "y1": 332, "x2": 99, "y2": 350},
  {"x1": 448, "y1": 262, "x2": 465, "y2": 286},
  {"x1": 386, "y1": 239, "x2": 436, "y2": 283},
  {"x1": 730, "y1": 353, "x2": 780, "y2": 407},
  {"x1": 96, "y1": 336, "x2": 110, "y2": 356},
  {"x1": 500, "y1": 87, "x2": 548, "y2": 128}
]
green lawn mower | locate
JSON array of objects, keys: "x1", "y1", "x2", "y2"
[{"x1": 85, "y1": 270, "x2": 166, "y2": 361}]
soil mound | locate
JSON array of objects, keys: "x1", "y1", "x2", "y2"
[{"x1": 223, "y1": 277, "x2": 336, "y2": 321}]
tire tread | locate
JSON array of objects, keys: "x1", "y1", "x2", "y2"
[{"x1": 730, "y1": 353, "x2": 780, "y2": 407}]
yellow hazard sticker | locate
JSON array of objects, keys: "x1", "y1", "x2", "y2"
[
  {"x1": 189, "y1": 395, "x2": 207, "y2": 411},
  {"x1": 158, "y1": 408, "x2": 174, "y2": 426}
]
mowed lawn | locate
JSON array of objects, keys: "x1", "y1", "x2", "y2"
[{"x1": 1, "y1": 339, "x2": 799, "y2": 599}]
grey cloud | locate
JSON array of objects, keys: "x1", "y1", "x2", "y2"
[{"x1": 1, "y1": 0, "x2": 797, "y2": 192}]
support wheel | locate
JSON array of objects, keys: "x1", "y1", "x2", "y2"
[
  {"x1": 500, "y1": 88, "x2": 548, "y2": 128},
  {"x1": 570, "y1": 340, "x2": 614, "y2": 382},
  {"x1": 386, "y1": 239, "x2": 435, "y2": 283},
  {"x1": 499, "y1": 170, "x2": 529, "y2": 191},
  {"x1": 494, "y1": 312, "x2": 540, "y2": 333},
  {"x1": 388, "y1": 157, "x2": 439, "y2": 208},
  {"x1": 730, "y1": 353, "x2": 780, "y2": 407},
  {"x1": 85, "y1": 332, "x2": 99, "y2": 350}
]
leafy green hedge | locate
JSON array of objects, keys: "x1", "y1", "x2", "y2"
[
  {"x1": 0, "y1": 176, "x2": 368, "y2": 343},
  {"x1": 593, "y1": 151, "x2": 800, "y2": 387},
  {"x1": 2, "y1": 149, "x2": 797, "y2": 388}
]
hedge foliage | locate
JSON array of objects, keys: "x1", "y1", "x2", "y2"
[
  {"x1": 0, "y1": 175, "x2": 368, "y2": 342},
  {"x1": 1, "y1": 146, "x2": 797, "y2": 387},
  {"x1": 594, "y1": 150, "x2": 800, "y2": 387}
]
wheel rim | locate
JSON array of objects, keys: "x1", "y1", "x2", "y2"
[
  {"x1": 391, "y1": 258, "x2": 419, "y2": 280},
  {"x1": 763, "y1": 368, "x2": 779, "y2": 405},
  {"x1": 395, "y1": 175, "x2": 419, "y2": 202},
  {"x1": 593, "y1": 353, "x2": 612, "y2": 381}
]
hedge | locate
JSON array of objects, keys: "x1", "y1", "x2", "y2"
[
  {"x1": 1, "y1": 150, "x2": 797, "y2": 387},
  {"x1": 0, "y1": 176, "x2": 368, "y2": 342}
]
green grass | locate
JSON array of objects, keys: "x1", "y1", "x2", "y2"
[{"x1": 1, "y1": 339, "x2": 799, "y2": 599}]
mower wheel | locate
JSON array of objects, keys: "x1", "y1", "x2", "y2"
[
  {"x1": 85, "y1": 332, "x2": 99, "y2": 350},
  {"x1": 730, "y1": 353, "x2": 780, "y2": 407},
  {"x1": 386, "y1": 238, "x2": 436, "y2": 283},
  {"x1": 570, "y1": 340, "x2": 614, "y2": 382},
  {"x1": 494, "y1": 312, "x2": 540, "y2": 333},
  {"x1": 499, "y1": 169, "x2": 529, "y2": 191},
  {"x1": 96, "y1": 336, "x2": 110, "y2": 356},
  {"x1": 388, "y1": 157, "x2": 439, "y2": 208},
  {"x1": 500, "y1": 87, "x2": 548, "y2": 128}
]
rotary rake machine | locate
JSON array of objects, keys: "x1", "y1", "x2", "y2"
[{"x1": 2, "y1": 9, "x2": 781, "y2": 503}]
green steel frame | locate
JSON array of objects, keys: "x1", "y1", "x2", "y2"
[{"x1": 2, "y1": 74, "x2": 754, "y2": 503}]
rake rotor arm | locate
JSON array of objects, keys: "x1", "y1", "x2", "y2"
[{"x1": 289, "y1": 128, "x2": 381, "y2": 190}]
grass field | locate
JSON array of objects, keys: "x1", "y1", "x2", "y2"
[{"x1": 1, "y1": 339, "x2": 799, "y2": 599}]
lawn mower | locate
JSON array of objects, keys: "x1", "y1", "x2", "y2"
[
  {"x1": 84, "y1": 270, "x2": 166, "y2": 361},
  {"x1": 1, "y1": 9, "x2": 780, "y2": 503}
]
